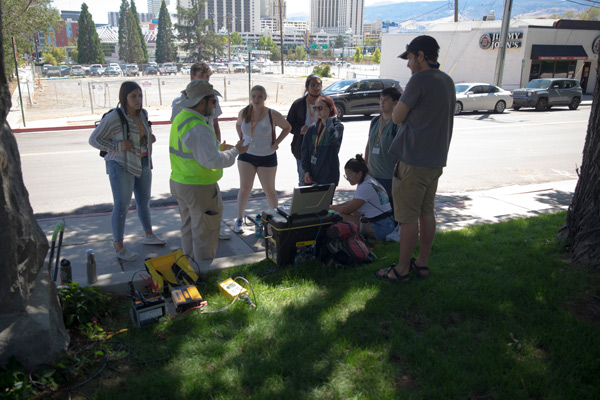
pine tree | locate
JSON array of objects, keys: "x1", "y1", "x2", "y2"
[
  {"x1": 175, "y1": 0, "x2": 223, "y2": 61},
  {"x1": 155, "y1": 0, "x2": 175, "y2": 63},
  {"x1": 130, "y1": 0, "x2": 149, "y2": 62},
  {"x1": 127, "y1": 8, "x2": 145, "y2": 62},
  {"x1": 118, "y1": 0, "x2": 144, "y2": 62},
  {"x1": 77, "y1": 3, "x2": 105, "y2": 64},
  {"x1": 118, "y1": 0, "x2": 131, "y2": 62},
  {"x1": 372, "y1": 48, "x2": 381, "y2": 64}
]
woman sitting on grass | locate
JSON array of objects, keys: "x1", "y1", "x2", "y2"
[{"x1": 331, "y1": 154, "x2": 395, "y2": 241}]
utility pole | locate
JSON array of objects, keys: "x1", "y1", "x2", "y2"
[
  {"x1": 278, "y1": 0, "x2": 284, "y2": 74},
  {"x1": 493, "y1": 0, "x2": 514, "y2": 87},
  {"x1": 455, "y1": 0, "x2": 458, "y2": 22},
  {"x1": 227, "y1": 15, "x2": 232, "y2": 62}
]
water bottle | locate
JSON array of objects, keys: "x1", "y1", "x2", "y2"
[
  {"x1": 254, "y1": 214, "x2": 262, "y2": 237},
  {"x1": 86, "y1": 249, "x2": 97, "y2": 284},
  {"x1": 59, "y1": 258, "x2": 72, "y2": 284}
]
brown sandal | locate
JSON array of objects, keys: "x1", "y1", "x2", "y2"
[
  {"x1": 410, "y1": 258, "x2": 429, "y2": 278},
  {"x1": 376, "y1": 264, "x2": 410, "y2": 283}
]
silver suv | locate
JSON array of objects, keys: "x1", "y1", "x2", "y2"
[{"x1": 512, "y1": 78, "x2": 582, "y2": 111}]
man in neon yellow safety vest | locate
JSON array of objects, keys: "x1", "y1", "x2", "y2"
[{"x1": 169, "y1": 80, "x2": 248, "y2": 261}]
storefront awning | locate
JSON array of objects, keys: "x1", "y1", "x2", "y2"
[{"x1": 531, "y1": 45, "x2": 588, "y2": 61}]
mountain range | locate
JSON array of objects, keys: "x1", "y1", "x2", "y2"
[
  {"x1": 288, "y1": 0, "x2": 590, "y2": 25},
  {"x1": 363, "y1": 0, "x2": 589, "y2": 23}
]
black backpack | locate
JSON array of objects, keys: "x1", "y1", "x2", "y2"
[
  {"x1": 95, "y1": 108, "x2": 150, "y2": 157},
  {"x1": 324, "y1": 221, "x2": 374, "y2": 267}
]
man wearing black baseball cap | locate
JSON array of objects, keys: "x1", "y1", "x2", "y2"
[{"x1": 376, "y1": 35, "x2": 456, "y2": 283}]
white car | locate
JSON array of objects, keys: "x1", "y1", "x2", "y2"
[
  {"x1": 213, "y1": 63, "x2": 228, "y2": 73},
  {"x1": 454, "y1": 83, "x2": 513, "y2": 115},
  {"x1": 108, "y1": 63, "x2": 123, "y2": 76}
]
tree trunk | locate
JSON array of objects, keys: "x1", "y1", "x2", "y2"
[{"x1": 558, "y1": 63, "x2": 600, "y2": 268}]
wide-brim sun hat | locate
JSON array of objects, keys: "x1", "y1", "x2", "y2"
[{"x1": 177, "y1": 79, "x2": 222, "y2": 108}]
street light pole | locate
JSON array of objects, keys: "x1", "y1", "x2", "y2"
[
  {"x1": 278, "y1": 0, "x2": 284, "y2": 74},
  {"x1": 227, "y1": 15, "x2": 232, "y2": 63}
]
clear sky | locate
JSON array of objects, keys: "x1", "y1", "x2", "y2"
[{"x1": 50, "y1": 0, "x2": 432, "y2": 24}]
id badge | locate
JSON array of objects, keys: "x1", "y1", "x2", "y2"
[
  {"x1": 311, "y1": 155, "x2": 317, "y2": 165},
  {"x1": 372, "y1": 147, "x2": 381, "y2": 155}
]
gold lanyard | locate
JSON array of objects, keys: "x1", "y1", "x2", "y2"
[
  {"x1": 313, "y1": 121, "x2": 326, "y2": 154},
  {"x1": 376, "y1": 117, "x2": 390, "y2": 146},
  {"x1": 131, "y1": 114, "x2": 145, "y2": 138}
]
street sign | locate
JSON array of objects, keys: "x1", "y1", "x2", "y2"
[
  {"x1": 311, "y1": 44, "x2": 317, "y2": 49},
  {"x1": 322, "y1": 45, "x2": 328, "y2": 49}
]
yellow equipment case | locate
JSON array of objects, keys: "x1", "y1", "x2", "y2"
[{"x1": 144, "y1": 250, "x2": 201, "y2": 294}]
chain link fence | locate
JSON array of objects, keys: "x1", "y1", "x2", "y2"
[{"x1": 22, "y1": 65, "x2": 380, "y2": 122}]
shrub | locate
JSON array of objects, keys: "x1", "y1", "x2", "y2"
[{"x1": 312, "y1": 64, "x2": 331, "y2": 78}]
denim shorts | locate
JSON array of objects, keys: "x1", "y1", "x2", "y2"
[
  {"x1": 238, "y1": 152, "x2": 277, "y2": 168},
  {"x1": 370, "y1": 215, "x2": 396, "y2": 241}
]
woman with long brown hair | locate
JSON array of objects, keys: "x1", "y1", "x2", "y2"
[{"x1": 89, "y1": 81, "x2": 165, "y2": 261}]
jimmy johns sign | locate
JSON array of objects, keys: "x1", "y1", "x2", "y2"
[{"x1": 479, "y1": 32, "x2": 523, "y2": 50}]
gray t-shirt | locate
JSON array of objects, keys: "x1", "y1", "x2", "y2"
[
  {"x1": 389, "y1": 68, "x2": 455, "y2": 168},
  {"x1": 367, "y1": 115, "x2": 397, "y2": 179}
]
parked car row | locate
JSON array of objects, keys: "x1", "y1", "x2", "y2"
[
  {"x1": 453, "y1": 78, "x2": 582, "y2": 115},
  {"x1": 322, "y1": 78, "x2": 402, "y2": 120}
]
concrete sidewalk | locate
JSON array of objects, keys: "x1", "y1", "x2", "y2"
[{"x1": 37, "y1": 179, "x2": 577, "y2": 294}]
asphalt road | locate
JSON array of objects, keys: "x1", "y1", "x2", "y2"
[{"x1": 16, "y1": 106, "x2": 589, "y2": 217}]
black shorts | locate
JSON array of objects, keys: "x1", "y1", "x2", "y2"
[{"x1": 238, "y1": 152, "x2": 278, "y2": 168}]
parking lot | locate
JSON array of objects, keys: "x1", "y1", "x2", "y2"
[{"x1": 18, "y1": 63, "x2": 380, "y2": 122}]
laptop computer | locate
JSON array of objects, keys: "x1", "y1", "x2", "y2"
[{"x1": 277, "y1": 184, "x2": 335, "y2": 218}]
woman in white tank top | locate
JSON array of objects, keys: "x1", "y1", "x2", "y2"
[{"x1": 233, "y1": 85, "x2": 291, "y2": 233}]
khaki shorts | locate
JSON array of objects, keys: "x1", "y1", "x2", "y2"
[{"x1": 392, "y1": 161, "x2": 443, "y2": 224}]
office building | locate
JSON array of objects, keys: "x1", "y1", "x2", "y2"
[
  {"x1": 108, "y1": 11, "x2": 152, "y2": 27},
  {"x1": 178, "y1": 0, "x2": 261, "y2": 33},
  {"x1": 310, "y1": 0, "x2": 364, "y2": 37},
  {"x1": 148, "y1": 0, "x2": 169, "y2": 18}
]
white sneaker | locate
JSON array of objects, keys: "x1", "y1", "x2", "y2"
[
  {"x1": 116, "y1": 247, "x2": 138, "y2": 262},
  {"x1": 219, "y1": 228, "x2": 232, "y2": 240},
  {"x1": 233, "y1": 218, "x2": 243, "y2": 233},
  {"x1": 143, "y1": 233, "x2": 166, "y2": 245}
]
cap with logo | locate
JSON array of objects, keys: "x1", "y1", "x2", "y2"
[{"x1": 398, "y1": 35, "x2": 440, "y2": 59}]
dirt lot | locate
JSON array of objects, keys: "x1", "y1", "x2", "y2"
[{"x1": 22, "y1": 72, "x2": 340, "y2": 122}]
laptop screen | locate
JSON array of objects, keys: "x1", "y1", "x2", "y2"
[{"x1": 280, "y1": 184, "x2": 335, "y2": 216}]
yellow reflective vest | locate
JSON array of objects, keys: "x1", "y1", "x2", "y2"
[{"x1": 169, "y1": 109, "x2": 223, "y2": 185}]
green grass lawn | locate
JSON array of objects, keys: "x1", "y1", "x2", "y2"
[{"x1": 84, "y1": 212, "x2": 600, "y2": 399}]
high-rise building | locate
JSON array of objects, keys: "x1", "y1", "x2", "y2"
[
  {"x1": 108, "y1": 11, "x2": 152, "y2": 27},
  {"x1": 148, "y1": 0, "x2": 169, "y2": 18},
  {"x1": 263, "y1": 0, "x2": 286, "y2": 19},
  {"x1": 310, "y1": 0, "x2": 364, "y2": 37},
  {"x1": 178, "y1": 0, "x2": 261, "y2": 33}
]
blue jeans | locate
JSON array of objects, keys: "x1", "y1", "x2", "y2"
[
  {"x1": 296, "y1": 158, "x2": 305, "y2": 186},
  {"x1": 107, "y1": 157, "x2": 152, "y2": 242},
  {"x1": 371, "y1": 216, "x2": 396, "y2": 241}
]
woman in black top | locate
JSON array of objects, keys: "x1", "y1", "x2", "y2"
[{"x1": 286, "y1": 74, "x2": 322, "y2": 186}]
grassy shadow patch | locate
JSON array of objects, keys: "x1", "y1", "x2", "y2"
[{"x1": 57, "y1": 211, "x2": 600, "y2": 399}]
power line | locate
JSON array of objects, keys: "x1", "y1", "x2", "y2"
[
  {"x1": 564, "y1": 0, "x2": 600, "y2": 7},
  {"x1": 397, "y1": 4, "x2": 449, "y2": 24}
]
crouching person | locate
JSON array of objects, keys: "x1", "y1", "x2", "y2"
[
  {"x1": 331, "y1": 155, "x2": 395, "y2": 241},
  {"x1": 169, "y1": 80, "x2": 248, "y2": 260}
]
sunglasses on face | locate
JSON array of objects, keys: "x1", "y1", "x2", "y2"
[{"x1": 314, "y1": 105, "x2": 326, "y2": 111}]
